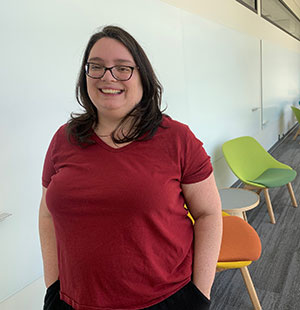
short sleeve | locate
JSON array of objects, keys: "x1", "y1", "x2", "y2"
[
  {"x1": 42, "y1": 131, "x2": 58, "y2": 188},
  {"x1": 181, "y1": 127, "x2": 213, "y2": 184}
]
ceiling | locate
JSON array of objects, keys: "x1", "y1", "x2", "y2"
[
  {"x1": 292, "y1": 0, "x2": 300, "y2": 7},
  {"x1": 282, "y1": 0, "x2": 300, "y2": 19}
]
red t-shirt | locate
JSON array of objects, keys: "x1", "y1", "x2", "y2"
[{"x1": 42, "y1": 116, "x2": 213, "y2": 310}]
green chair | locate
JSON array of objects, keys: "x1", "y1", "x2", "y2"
[
  {"x1": 291, "y1": 106, "x2": 300, "y2": 141},
  {"x1": 222, "y1": 136, "x2": 297, "y2": 224}
]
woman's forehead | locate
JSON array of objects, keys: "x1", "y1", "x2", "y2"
[{"x1": 88, "y1": 37, "x2": 134, "y2": 63}]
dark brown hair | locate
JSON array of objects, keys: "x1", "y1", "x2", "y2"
[{"x1": 67, "y1": 25, "x2": 164, "y2": 147}]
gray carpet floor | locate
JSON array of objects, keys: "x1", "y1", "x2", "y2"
[{"x1": 210, "y1": 127, "x2": 300, "y2": 310}]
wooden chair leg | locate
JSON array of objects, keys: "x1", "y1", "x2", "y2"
[
  {"x1": 256, "y1": 189, "x2": 262, "y2": 195},
  {"x1": 243, "y1": 184, "x2": 262, "y2": 195},
  {"x1": 242, "y1": 211, "x2": 248, "y2": 222},
  {"x1": 244, "y1": 184, "x2": 257, "y2": 190},
  {"x1": 263, "y1": 188, "x2": 276, "y2": 224},
  {"x1": 240, "y1": 266, "x2": 262, "y2": 310},
  {"x1": 287, "y1": 182, "x2": 298, "y2": 207},
  {"x1": 292, "y1": 127, "x2": 300, "y2": 140}
]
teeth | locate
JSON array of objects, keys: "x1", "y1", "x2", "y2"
[{"x1": 101, "y1": 89, "x2": 122, "y2": 94}]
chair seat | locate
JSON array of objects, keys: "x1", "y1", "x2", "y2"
[
  {"x1": 218, "y1": 216, "x2": 261, "y2": 262},
  {"x1": 249, "y1": 168, "x2": 297, "y2": 188}
]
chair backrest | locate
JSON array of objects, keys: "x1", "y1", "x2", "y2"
[
  {"x1": 219, "y1": 215, "x2": 262, "y2": 262},
  {"x1": 222, "y1": 136, "x2": 283, "y2": 183},
  {"x1": 291, "y1": 106, "x2": 300, "y2": 123}
]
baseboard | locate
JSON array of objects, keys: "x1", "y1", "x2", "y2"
[{"x1": 0, "y1": 277, "x2": 44, "y2": 310}]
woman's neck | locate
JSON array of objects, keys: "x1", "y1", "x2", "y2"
[
  {"x1": 94, "y1": 115, "x2": 133, "y2": 148},
  {"x1": 95, "y1": 114, "x2": 121, "y2": 134}
]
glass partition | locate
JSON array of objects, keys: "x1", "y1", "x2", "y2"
[
  {"x1": 236, "y1": 0, "x2": 257, "y2": 12},
  {"x1": 261, "y1": 0, "x2": 300, "y2": 41}
]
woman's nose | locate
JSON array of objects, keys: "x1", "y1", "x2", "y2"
[{"x1": 101, "y1": 68, "x2": 117, "y2": 81}]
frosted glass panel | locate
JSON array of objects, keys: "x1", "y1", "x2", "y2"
[{"x1": 262, "y1": 40, "x2": 300, "y2": 126}]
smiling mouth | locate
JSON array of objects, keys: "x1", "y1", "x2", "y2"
[{"x1": 99, "y1": 88, "x2": 124, "y2": 95}]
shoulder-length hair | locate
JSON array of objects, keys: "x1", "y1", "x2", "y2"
[{"x1": 67, "y1": 25, "x2": 164, "y2": 147}]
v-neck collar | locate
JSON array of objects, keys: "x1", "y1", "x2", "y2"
[{"x1": 92, "y1": 131, "x2": 136, "y2": 152}]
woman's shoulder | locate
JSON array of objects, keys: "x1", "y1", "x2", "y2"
[
  {"x1": 159, "y1": 115, "x2": 204, "y2": 147},
  {"x1": 47, "y1": 123, "x2": 69, "y2": 147},
  {"x1": 161, "y1": 115, "x2": 191, "y2": 136},
  {"x1": 52, "y1": 123, "x2": 68, "y2": 139}
]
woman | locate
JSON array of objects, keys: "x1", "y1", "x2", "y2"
[{"x1": 39, "y1": 25, "x2": 222, "y2": 310}]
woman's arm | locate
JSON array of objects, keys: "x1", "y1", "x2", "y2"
[
  {"x1": 181, "y1": 173, "x2": 222, "y2": 300},
  {"x1": 39, "y1": 186, "x2": 59, "y2": 288}
]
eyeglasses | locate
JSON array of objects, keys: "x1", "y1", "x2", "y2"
[{"x1": 85, "y1": 63, "x2": 138, "y2": 81}]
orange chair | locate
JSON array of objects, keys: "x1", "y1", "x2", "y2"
[
  {"x1": 187, "y1": 210, "x2": 262, "y2": 309},
  {"x1": 217, "y1": 213, "x2": 262, "y2": 310}
]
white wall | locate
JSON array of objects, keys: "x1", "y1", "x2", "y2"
[
  {"x1": 161, "y1": 0, "x2": 300, "y2": 185},
  {"x1": 1, "y1": 0, "x2": 300, "y2": 307}
]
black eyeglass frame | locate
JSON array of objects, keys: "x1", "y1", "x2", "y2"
[{"x1": 85, "y1": 63, "x2": 138, "y2": 81}]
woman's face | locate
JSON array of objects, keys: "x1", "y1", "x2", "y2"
[{"x1": 86, "y1": 37, "x2": 143, "y2": 122}]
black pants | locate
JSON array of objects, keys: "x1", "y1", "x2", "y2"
[{"x1": 43, "y1": 280, "x2": 210, "y2": 310}]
